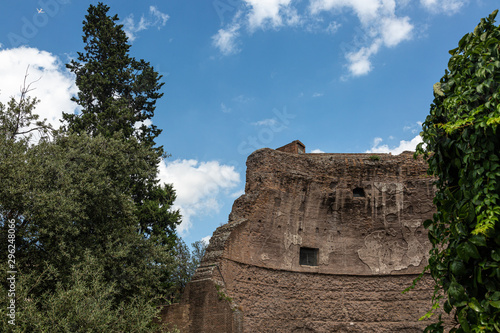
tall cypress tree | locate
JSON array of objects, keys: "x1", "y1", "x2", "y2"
[
  {"x1": 63, "y1": 2, "x2": 163, "y2": 151},
  {"x1": 63, "y1": 3, "x2": 180, "y2": 247}
]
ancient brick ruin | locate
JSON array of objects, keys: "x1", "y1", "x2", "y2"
[{"x1": 161, "y1": 141, "x2": 443, "y2": 332}]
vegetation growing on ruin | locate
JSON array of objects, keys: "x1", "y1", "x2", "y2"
[
  {"x1": 417, "y1": 10, "x2": 500, "y2": 333},
  {"x1": 215, "y1": 284, "x2": 234, "y2": 303},
  {"x1": 0, "y1": 3, "x2": 202, "y2": 332}
]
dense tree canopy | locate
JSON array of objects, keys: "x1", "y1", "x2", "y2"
[
  {"x1": 417, "y1": 10, "x2": 500, "y2": 333},
  {"x1": 0, "y1": 92, "x2": 177, "y2": 331},
  {"x1": 62, "y1": 2, "x2": 180, "y2": 248},
  {"x1": 0, "y1": 3, "x2": 190, "y2": 332}
]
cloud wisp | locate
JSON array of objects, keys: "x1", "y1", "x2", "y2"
[
  {"x1": 419, "y1": 0, "x2": 467, "y2": 14},
  {"x1": 311, "y1": 0, "x2": 414, "y2": 76},
  {"x1": 122, "y1": 6, "x2": 169, "y2": 42},
  {"x1": 212, "y1": 1, "x2": 301, "y2": 55},
  {"x1": 252, "y1": 118, "x2": 278, "y2": 126},
  {"x1": 213, "y1": 22, "x2": 242, "y2": 56},
  {"x1": 212, "y1": 0, "x2": 465, "y2": 77}
]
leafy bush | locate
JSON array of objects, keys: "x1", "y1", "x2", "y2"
[
  {"x1": 417, "y1": 10, "x2": 500, "y2": 333},
  {"x1": 0, "y1": 253, "x2": 171, "y2": 332}
]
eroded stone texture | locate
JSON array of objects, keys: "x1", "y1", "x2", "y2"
[{"x1": 163, "y1": 142, "x2": 446, "y2": 332}]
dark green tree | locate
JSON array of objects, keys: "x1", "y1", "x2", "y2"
[
  {"x1": 0, "y1": 90, "x2": 175, "y2": 331},
  {"x1": 62, "y1": 2, "x2": 180, "y2": 247},
  {"x1": 417, "y1": 10, "x2": 500, "y2": 332},
  {"x1": 63, "y1": 2, "x2": 163, "y2": 148},
  {"x1": 1, "y1": 252, "x2": 171, "y2": 332},
  {"x1": 1, "y1": 3, "x2": 185, "y2": 331}
]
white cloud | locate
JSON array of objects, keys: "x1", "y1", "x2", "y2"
[
  {"x1": 201, "y1": 235, "x2": 212, "y2": 245},
  {"x1": 309, "y1": 0, "x2": 382, "y2": 24},
  {"x1": 212, "y1": 23, "x2": 241, "y2": 55},
  {"x1": 381, "y1": 16, "x2": 413, "y2": 47},
  {"x1": 366, "y1": 135, "x2": 423, "y2": 155},
  {"x1": 244, "y1": 0, "x2": 298, "y2": 30},
  {"x1": 420, "y1": 0, "x2": 466, "y2": 14},
  {"x1": 346, "y1": 39, "x2": 381, "y2": 76},
  {"x1": 122, "y1": 6, "x2": 169, "y2": 42},
  {"x1": 158, "y1": 159, "x2": 240, "y2": 235},
  {"x1": 252, "y1": 118, "x2": 278, "y2": 126},
  {"x1": 212, "y1": 0, "x2": 301, "y2": 55},
  {"x1": 149, "y1": 5, "x2": 170, "y2": 26},
  {"x1": 0, "y1": 47, "x2": 78, "y2": 137},
  {"x1": 312, "y1": 92, "x2": 324, "y2": 97},
  {"x1": 212, "y1": 0, "x2": 413, "y2": 69},
  {"x1": 311, "y1": 148, "x2": 325, "y2": 153},
  {"x1": 309, "y1": 0, "x2": 414, "y2": 76},
  {"x1": 213, "y1": 0, "x2": 469, "y2": 77}
]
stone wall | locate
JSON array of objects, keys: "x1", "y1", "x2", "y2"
[
  {"x1": 223, "y1": 259, "x2": 436, "y2": 332},
  {"x1": 162, "y1": 143, "x2": 447, "y2": 332},
  {"x1": 159, "y1": 278, "x2": 242, "y2": 333},
  {"x1": 276, "y1": 140, "x2": 306, "y2": 154}
]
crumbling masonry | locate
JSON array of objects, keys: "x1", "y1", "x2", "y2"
[{"x1": 161, "y1": 140, "x2": 445, "y2": 332}]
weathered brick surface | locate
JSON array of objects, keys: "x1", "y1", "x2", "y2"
[
  {"x1": 223, "y1": 258, "x2": 436, "y2": 332},
  {"x1": 160, "y1": 278, "x2": 242, "y2": 333},
  {"x1": 276, "y1": 140, "x2": 306, "y2": 154},
  {"x1": 162, "y1": 144, "x2": 451, "y2": 332}
]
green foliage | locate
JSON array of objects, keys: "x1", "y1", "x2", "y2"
[
  {"x1": 0, "y1": 93, "x2": 178, "y2": 326},
  {"x1": 215, "y1": 284, "x2": 233, "y2": 303},
  {"x1": 0, "y1": 3, "x2": 186, "y2": 330},
  {"x1": 167, "y1": 240, "x2": 208, "y2": 302},
  {"x1": 0, "y1": 72, "x2": 51, "y2": 143},
  {"x1": 0, "y1": 88, "x2": 179, "y2": 331},
  {"x1": 369, "y1": 155, "x2": 381, "y2": 161},
  {"x1": 416, "y1": 10, "x2": 500, "y2": 332},
  {"x1": 63, "y1": 2, "x2": 164, "y2": 149},
  {"x1": 62, "y1": 2, "x2": 179, "y2": 248},
  {"x1": 0, "y1": 253, "x2": 171, "y2": 333}
]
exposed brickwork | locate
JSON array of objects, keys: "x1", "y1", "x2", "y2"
[
  {"x1": 276, "y1": 140, "x2": 306, "y2": 154},
  {"x1": 224, "y1": 259, "x2": 436, "y2": 332},
  {"x1": 162, "y1": 143, "x2": 451, "y2": 332},
  {"x1": 159, "y1": 278, "x2": 242, "y2": 333}
]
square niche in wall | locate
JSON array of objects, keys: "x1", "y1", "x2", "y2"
[{"x1": 300, "y1": 247, "x2": 319, "y2": 266}]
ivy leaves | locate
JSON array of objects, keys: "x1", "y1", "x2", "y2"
[{"x1": 417, "y1": 10, "x2": 500, "y2": 332}]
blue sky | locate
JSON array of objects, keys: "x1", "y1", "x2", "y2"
[{"x1": 0, "y1": 0, "x2": 498, "y2": 247}]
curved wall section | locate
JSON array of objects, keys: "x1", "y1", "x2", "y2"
[{"x1": 162, "y1": 143, "x2": 448, "y2": 332}]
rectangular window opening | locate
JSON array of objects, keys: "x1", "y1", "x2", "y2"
[{"x1": 300, "y1": 247, "x2": 319, "y2": 266}]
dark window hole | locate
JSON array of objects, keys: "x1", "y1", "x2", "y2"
[
  {"x1": 300, "y1": 247, "x2": 319, "y2": 266},
  {"x1": 353, "y1": 187, "x2": 365, "y2": 197}
]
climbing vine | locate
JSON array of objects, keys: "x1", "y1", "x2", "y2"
[{"x1": 416, "y1": 10, "x2": 500, "y2": 332}]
